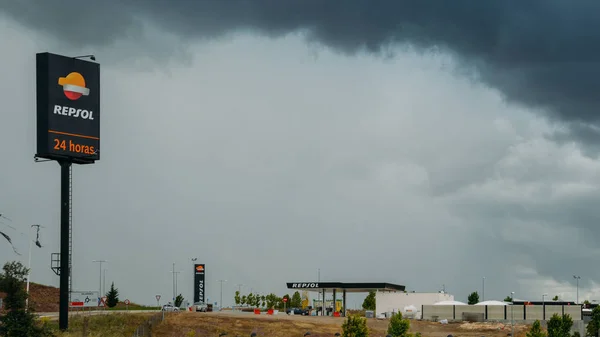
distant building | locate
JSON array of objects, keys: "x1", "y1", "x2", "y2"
[{"x1": 376, "y1": 291, "x2": 454, "y2": 319}]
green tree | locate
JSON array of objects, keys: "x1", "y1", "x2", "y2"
[
  {"x1": 247, "y1": 293, "x2": 255, "y2": 307},
  {"x1": 265, "y1": 293, "x2": 275, "y2": 308},
  {"x1": 553, "y1": 295, "x2": 559, "y2": 301},
  {"x1": 241, "y1": 295, "x2": 247, "y2": 306},
  {"x1": 291, "y1": 291, "x2": 302, "y2": 308},
  {"x1": 586, "y1": 306, "x2": 600, "y2": 337},
  {"x1": 0, "y1": 261, "x2": 51, "y2": 336},
  {"x1": 362, "y1": 291, "x2": 376, "y2": 310},
  {"x1": 504, "y1": 296, "x2": 513, "y2": 302},
  {"x1": 342, "y1": 315, "x2": 369, "y2": 337},
  {"x1": 547, "y1": 313, "x2": 573, "y2": 337},
  {"x1": 265, "y1": 293, "x2": 282, "y2": 309},
  {"x1": 175, "y1": 294, "x2": 184, "y2": 307},
  {"x1": 261, "y1": 295, "x2": 266, "y2": 308},
  {"x1": 527, "y1": 320, "x2": 547, "y2": 337},
  {"x1": 387, "y1": 312, "x2": 411, "y2": 337},
  {"x1": 467, "y1": 291, "x2": 479, "y2": 305},
  {"x1": 234, "y1": 291, "x2": 241, "y2": 306},
  {"x1": 105, "y1": 282, "x2": 120, "y2": 308},
  {"x1": 252, "y1": 293, "x2": 260, "y2": 307}
]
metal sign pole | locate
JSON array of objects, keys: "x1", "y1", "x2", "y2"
[{"x1": 59, "y1": 161, "x2": 71, "y2": 331}]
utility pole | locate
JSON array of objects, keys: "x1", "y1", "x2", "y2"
[{"x1": 92, "y1": 260, "x2": 107, "y2": 298}]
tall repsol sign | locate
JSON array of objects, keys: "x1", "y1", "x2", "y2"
[
  {"x1": 36, "y1": 52, "x2": 100, "y2": 163},
  {"x1": 194, "y1": 264, "x2": 206, "y2": 304}
]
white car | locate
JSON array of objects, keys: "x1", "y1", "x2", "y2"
[
  {"x1": 194, "y1": 302, "x2": 208, "y2": 312},
  {"x1": 162, "y1": 303, "x2": 180, "y2": 312}
]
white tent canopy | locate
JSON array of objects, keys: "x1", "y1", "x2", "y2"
[
  {"x1": 475, "y1": 300, "x2": 508, "y2": 306},
  {"x1": 433, "y1": 300, "x2": 467, "y2": 305}
]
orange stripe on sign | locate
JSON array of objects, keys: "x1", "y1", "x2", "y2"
[{"x1": 48, "y1": 130, "x2": 100, "y2": 140}]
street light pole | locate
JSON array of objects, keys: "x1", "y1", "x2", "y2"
[
  {"x1": 218, "y1": 279, "x2": 227, "y2": 310},
  {"x1": 482, "y1": 277, "x2": 485, "y2": 302},
  {"x1": 102, "y1": 268, "x2": 107, "y2": 296},
  {"x1": 235, "y1": 283, "x2": 245, "y2": 311},
  {"x1": 175, "y1": 271, "x2": 181, "y2": 299},
  {"x1": 318, "y1": 269, "x2": 321, "y2": 303},
  {"x1": 573, "y1": 275, "x2": 581, "y2": 304},
  {"x1": 26, "y1": 232, "x2": 33, "y2": 310},
  {"x1": 25, "y1": 224, "x2": 43, "y2": 312},
  {"x1": 169, "y1": 263, "x2": 182, "y2": 304},
  {"x1": 542, "y1": 293, "x2": 548, "y2": 321},
  {"x1": 511, "y1": 291, "x2": 515, "y2": 337},
  {"x1": 190, "y1": 258, "x2": 197, "y2": 303},
  {"x1": 171, "y1": 263, "x2": 176, "y2": 303},
  {"x1": 92, "y1": 260, "x2": 107, "y2": 297}
]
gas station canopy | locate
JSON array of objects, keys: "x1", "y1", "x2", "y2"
[{"x1": 286, "y1": 282, "x2": 405, "y2": 293}]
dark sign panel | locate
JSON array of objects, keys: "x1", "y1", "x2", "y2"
[
  {"x1": 194, "y1": 264, "x2": 205, "y2": 304},
  {"x1": 36, "y1": 52, "x2": 100, "y2": 164}
]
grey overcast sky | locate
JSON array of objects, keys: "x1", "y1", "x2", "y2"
[{"x1": 1, "y1": 1, "x2": 600, "y2": 306}]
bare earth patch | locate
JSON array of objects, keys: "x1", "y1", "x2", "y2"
[{"x1": 152, "y1": 311, "x2": 532, "y2": 337}]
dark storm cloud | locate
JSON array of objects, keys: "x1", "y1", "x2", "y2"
[{"x1": 2, "y1": 0, "x2": 600, "y2": 138}]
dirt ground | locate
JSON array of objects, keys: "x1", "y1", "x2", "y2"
[{"x1": 153, "y1": 311, "x2": 531, "y2": 337}]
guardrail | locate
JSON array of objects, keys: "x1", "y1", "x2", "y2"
[{"x1": 131, "y1": 312, "x2": 165, "y2": 337}]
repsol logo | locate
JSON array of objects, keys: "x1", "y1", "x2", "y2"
[
  {"x1": 53, "y1": 105, "x2": 94, "y2": 120},
  {"x1": 291, "y1": 283, "x2": 319, "y2": 288}
]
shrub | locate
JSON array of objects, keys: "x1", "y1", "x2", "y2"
[
  {"x1": 527, "y1": 320, "x2": 547, "y2": 337},
  {"x1": 342, "y1": 314, "x2": 369, "y2": 337},
  {"x1": 387, "y1": 312, "x2": 411, "y2": 337},
  {"x1": 547, "y1": 313, "x2": 573, "y2": 337}
]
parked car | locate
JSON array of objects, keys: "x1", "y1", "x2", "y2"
[
  {"x1": 162, "y1": 303, "x2": 180, "y2": 312},
  {"x1": 194, "y1": 302, "x2": 208, "y2": 312},
  {"x1": 286, "y1": 307, "x2": 309, "y2": 315}
]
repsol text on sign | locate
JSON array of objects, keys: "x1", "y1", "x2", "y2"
[
  {"x1": 53, "y1": 105, "x2": 95, "y2": 120},
  {"x1": 198, "y1": 280, "x2": 204, "y2": 300},
  {"x1": 291, "y1": 283, "x2": 319, "y2": 288}
]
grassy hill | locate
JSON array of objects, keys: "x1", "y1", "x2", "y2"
[
  {"x1": 0, "y1": 282, "x2": 59, "y2": 312},
  {"x1": 0, "y1": 282, "x2": 158, "y2": 312}
]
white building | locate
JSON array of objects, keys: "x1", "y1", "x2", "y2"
[{"x1": 376, "y1": 291, "x2": 454, "y2": 319}]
